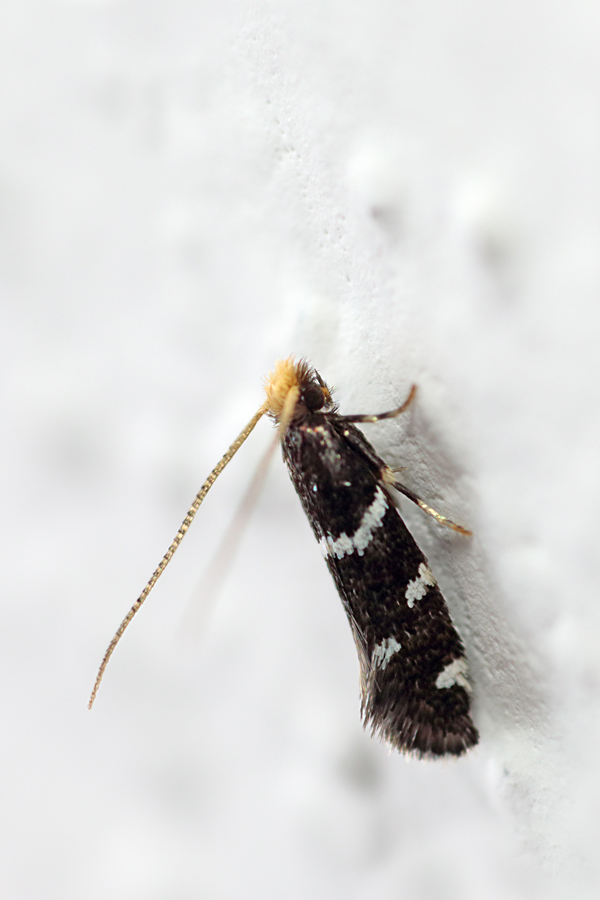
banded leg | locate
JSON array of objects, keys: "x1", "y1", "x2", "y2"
[
  {"x1": 383, "y1": 471, "x2": 471, "y2": 536},
  {"x1": 338, "y1": 384, "x2": 417, "y2": 424}
]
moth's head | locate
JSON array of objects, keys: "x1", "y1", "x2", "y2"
[{"x1": 264, "y1": 356, "x2": 334, "y2": 424}]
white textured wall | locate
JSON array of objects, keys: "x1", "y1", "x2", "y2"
[{"x1": 3, "y1": 1, "x2": 599, "y2": 897}]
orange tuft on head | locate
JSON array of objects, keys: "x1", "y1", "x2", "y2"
[
  {"x1": 264, "y1": 356, "x2": 334, "y2": 429},
  {"x1": 263, "y1": 356, "x2": 303, "y2": 419}
]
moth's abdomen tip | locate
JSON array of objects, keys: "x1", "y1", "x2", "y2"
[
  {"x1": 363, "y1": 689, "x2": 479, "y2": 758},
  {"x1": 361, "y1": 648, "x2": 478, "y2": 757}
]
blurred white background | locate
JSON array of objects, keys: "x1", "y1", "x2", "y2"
[{"x1": 2, "y1": 1, "x2": 600, "y2": 897}]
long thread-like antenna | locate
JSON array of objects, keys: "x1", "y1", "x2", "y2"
[
  {"x1": 177, "y1": 429, "x2": 280, "y2": 644},
  {"x1": 88, "y1": 401, "x2": 269, "y2": 709},
  {"x1": 176, "y1": 377, "x2": 301, "y2": 647}
]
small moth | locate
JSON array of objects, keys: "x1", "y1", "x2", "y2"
[{"x1": 90, "y1": 357, "x2": 478, "y2": 758}]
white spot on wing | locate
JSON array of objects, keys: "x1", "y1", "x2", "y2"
[
  {"x1": 405, "y1": 563, "x2": 436, "y2": 608},
  {"x1": 372, "y1": 636, "x2": 402, "y2": 670},
  {"x1": 320, "y1": 486, "x2": 388, "y2": 559},
  {"x1": 319, "y1": 531, "x2": 354, "y2": 558},
  {"x1": 435, "y1": 657, "x2": 471, "y2": 693}
]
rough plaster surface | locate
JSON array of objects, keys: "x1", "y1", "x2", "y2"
[{"x1": 2, "y1": 1, "x2": 599, "y2": 897}]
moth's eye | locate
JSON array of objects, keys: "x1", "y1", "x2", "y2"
[{"x1": 303, "y1": 383, "x2": 326, "y2": 411}]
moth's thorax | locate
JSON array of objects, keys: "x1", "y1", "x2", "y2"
[
  {"x1": 281, "y1": 417, "x2": 386, "y2": 544},
  {"x1": 282, "y1": 416, "x2": 356, "y2": 480}
]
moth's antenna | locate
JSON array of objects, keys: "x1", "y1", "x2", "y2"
[
  {"x1": 178, "y1": 358, "x2": 304, "y2": 643},
  {"x1": 276, "y1": 383, "x2": 300, "y2": 436},
  {"x1": 177, "y1": 429, "x2": 280, "y2": 644},
  {"x1": 88, "y1": 400, "x2": 269, "y2": 709}
]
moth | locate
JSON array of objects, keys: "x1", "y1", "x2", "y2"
[{"x1": 90, "y1": 357, "x2": 478, "y2": 758}]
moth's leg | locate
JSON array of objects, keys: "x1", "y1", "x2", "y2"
[
  {"x1": 382, "y1": 469, "x2": 472, "y2": 536},
  {"x1": 338, "y1": 384, "x2": 417, "y2": 424}
]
